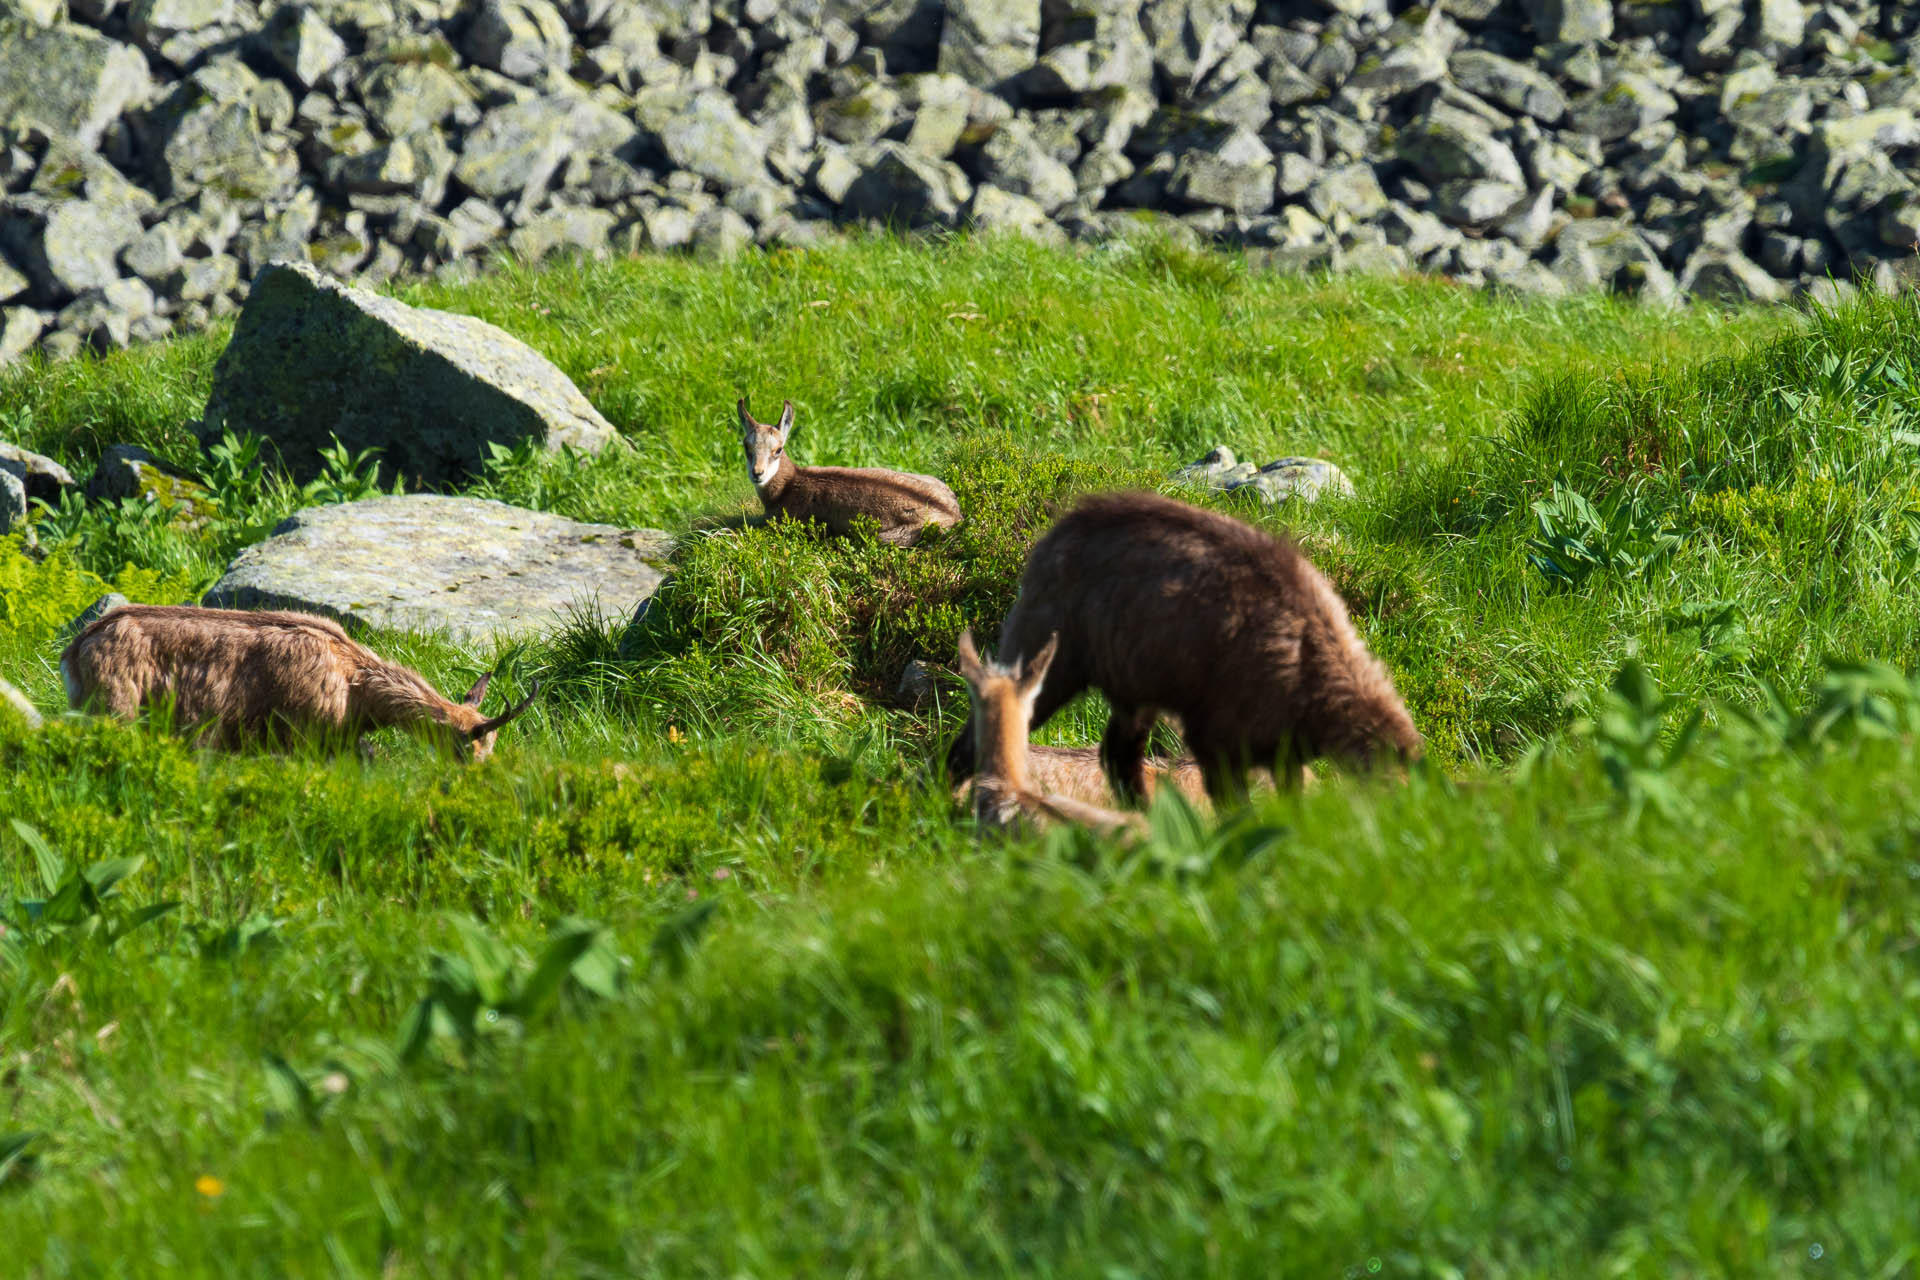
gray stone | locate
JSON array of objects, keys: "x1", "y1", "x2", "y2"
[
  {"x1": 1347, "y1": 34, "x2": 1446, "y2": 101},
  {"x1": 263, "y1": 5, "x2": 347, "y2": 89},
  {"x1": 1448, "y1": 50, "x2": 1567, "y2": 122},
  {"x1": 840, "y1": 140, "x2": 971, "y2": 227},
  {"x1": 0, "y1": 195, "x2": 145, "y2": 305},
  {"x1": 816, "y1": 80, "x2": 901, "y2": 145},
  {"x1": 897, "y1": 73, "x2": 971, "y2": 158},
  {"x1": 0, "y1": 465, "x2": 23, "y2": 537},
  {"x1": 120, "y1": 224, "x2": 184, "y2": 282},
  {"x1": 465, "y1": 0, "x2": 573, "y2": 81},
  {"x1": 142, "y1": 71, "x2": 301, "y2": 202},
  {"x1": 689, "y1": 205, "x2": 754, "y2": 257},
  {"x1": 974, "y1": 119, "x2": 1079, "y2": 213},
  {"x1": 0, "y1": 256, "x2": 25, "y2": 306},
  {"x1": 199, "y1": 262, "x2": 618, "y2": 487},
  {"x1": 0, "y1": 17, "x2": 153, "y2": 149},
  {"x1": 1880, "y1": 202, "x2": 1920, "y2": 251},
  {"x1": 507, "y1": 204, "x2": 615, "y2": 261},
  {"x1": 429, "y1": 200, "x2": 501, "y2": 262},
  {"x1": 1140, "y1": 0, "x2": 1255, "y2": 86},
  {"x1": 1171, "y1": 445, "x2": 1256, "y2": 490},
  {"x1": 1432, "y1": 179, "x2": 1526, "y2": 227},
  {"x1": 0, "y1": 0, "x2": 61, "y2": 25},
  {"x1": 128, "y1": 0, "x2": 235, "y2": 65},
  {"x1": 1017, "y1": 16, "x2": 1154, "y2": 97},
  {"x1": 457, "y1": 95, "x2": 636, "y2": 210},
  {"x1": 1521, "y1": 0, "x2": 1611, "y2": 43},
  {"x1": 165, "y1": 252, "x2": 238, "y2": 303},
  {"x1": 938, "y1": 0, "x2": 1040, "y2": 89},
  {"x1": 895, "y1": 658, "x2": 937, "y2": 710},
  {"x1": 230, "y1": 185, "x2": 320, "y2": 272},
  {"x1": 1380, "y1": 202, "x2": 1456, "y2": 257},
  {"x1": 1568, "y1": 73, "x2": 1679, "y2": 142},
  {"x1": 0, "y1": 307, "x2": 49, "y2": 364},
  {"x1": 0, "y1": 674, "x2": 40, "y2": 732},
  {"x1": 83, "y1": 444, "x2": 214, "y2": 523},
  {"x1": 1174, "y1": 446, "x2": 1354, "y2": 505},
  {"x1": 56, "y1": 277, "x2": 156, "y2": 352},
  {"x1": 966, "y1": 182, "x2": 1066, "y2": 244},
  {"x1": 0, "y1": 441, "x2": 75, "y2": 503},
  {"x1": 1168, "y1": 124, "x2": 1274, "y2": 215},
  {"x1": 203, "y1": 495, "x2": 675, "y2": 644},
  {"x1": 356, "y1": 62, "x2": 474, "y2": 138},
  {"x1": 653, "y1": 89, "x2": 770, "y2": 192},
  {"x1": 1496, "y1": 183, "x2": 1557, "y2": 250},
  {"x1": 1679, "y1": 248, "x2": 1786, "y2": 304},
  {"x1": 1754, "y1": 0, "x2": 1806, "y2": 49},
  {"x1": 1305, "y1": 162, "x2": 1387, "y2": 223},
  {"x1": 1396, "y1": 102, "x2": 1525, "y2": 187},
  {"x1": 1551, "y1": 218, "x2": 1678, "y2": 303}
]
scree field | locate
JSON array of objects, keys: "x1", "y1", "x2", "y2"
[{"x1": 4, "y1": 236, "x2": 1920, "y2": 1276}]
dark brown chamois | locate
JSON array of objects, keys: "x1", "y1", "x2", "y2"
[
  {"x1": 737, "y1": 397, "x2": 962, "y2": 546},
  {"x1": 945, "y1": 491, "x2": 1419, "y2": 803}
]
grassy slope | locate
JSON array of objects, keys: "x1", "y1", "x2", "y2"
[{"x1": 5, "y1": 238, "x2": 1919, "y2": 1276}]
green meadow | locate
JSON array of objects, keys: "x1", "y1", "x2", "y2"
[{"x1": 4, "y1": 236, "x2": 1919, "y2": 1276}]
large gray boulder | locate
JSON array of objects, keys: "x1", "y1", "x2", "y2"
[
  {"x1": 1448, "y1": 50, "x2": 1567, "y2": 122},
  {"x1": 0, "y1": 675, "x2": 41, "y2": 731},
  {"x1": 0, "y1": 17, "x2": 153, "y2": 149},
  {"x1": 1521, "y1": 0, "x2": 1611, "y2": 43},
  {"x1": 654, "y1": 89, "x2": 769, "y2": 191},
  {"x1": 203, "y1": 495, "x2": 675, "y2": 644},
  {"x1": 463, "y1": 0, "x2": 573, "y2": 81},
  {"x1": 1395, "y1": 102, "x2": 1525, "y2": 188},
  {"x1": 938, "y1": 0, "x2": 1041, "y2": 89},
  {"x1": 198, "y1": 262, "x2": 619, "y2": 487},
  {"x1": 0, "y1": 193, "x2": 145, "y2": 305},
  {"x1": 839, "y1": 140, "x2": 972, "y2": 227},
  {"x1": 0, "y1": 441, "x2": 76, "y2": 504}
]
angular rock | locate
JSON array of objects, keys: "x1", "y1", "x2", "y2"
[
  {"x1": 57, "y1": 277, "x2": 157, "y2": 352},
  {"x1": 839, "y1": 140, "x2": 971, "y2": 227},
  {"x1": 199, "y1": 262, "x2": 619, "y2": 487},
  {"x1": 203, "y1": 495, "x2": 675, "y2": 644},
  {"x1": 120, "y1": 224, "x2": 184, "y2": 282},
  {"x1": 689, "y1": 205, "x2": 754, "y2": 257},
  {"x1": 0, "y1": 194, "x2": 145, "y2": 305},
  {"x1": 1568, "y1": 73, "x2": 1679, "y2": 142},
  {"x1": 1140, "y1": 0, "x2": 1255, "y2": 86},
  {"x1": 1305, "y1": 162, "x2": 1387, "y2": 223},
  {"x1": 230, "y1": 185, "x2": 320, "y2": 272},
  {"x1": 0, "y1": 17, "x2": 153, "y2": 150},
  {"x1": 0, "y1": 441, "x2": 76, "y2": 503},
  {"x1": 507, "y1": 204, "x2": 615, "y2": 261},
  {"x1": 0, "y1": 307, "x2": 49, "y2": 364},
  {"x1": 1680, "y1": 248, "x2": 1786, "y2": 304},
  {"x1": 356, "y1": 62, "x2": 475, "y2": 137},
  {"x1": 966, "y1": 182, "x2": 1065, "y2": 244},
  {"x1": 465, "y1": 0, "x2": 573, "y2": 81},
  {"x1": 652, "y1": 89, "x2": 769, "y2": 192},
  {"x1": 1551, "y1": 218, "x2": 1678, "y2": 303},
  {"x1": 0, "y1": 256, "x2": 25, "y2": 305},
  {"x1": 1432, "y1": 179, "x2": 1525, "y2": 227},
  {"x1": 938, "y1": 0, "x2": 1040, "y2": 89},
  {"x1": 457, "y1": 95, "x2": 636, "y2": 209},
  {"x1": 1018, "y1": 15, "x2": 1153, "y2": 97},
  {"x1": 262, "y1": 5, "x2": 348, "y2": 89},
  {"x1": 0, "y1": 464, "x2": 22, "y2": 537},
  {"x1": 972, "y1": 119, "x2": 1078, "y2": 212},
  {"x1": 1396, "y1": 102, "x2": 1525, "y2": 187},
  {"x1": 1521, "y1": 0, "x2": 1611, "y2": 43},
  {"x1": 816, "y1": 80, "x2": 901, "y2": 145},
  {"x1": 128, "y1": 0, "x2": 236, "y2": 65},
  {"x1": 1169, "y1": 125, "x2": 1273, "y2": 215},
  {"x1": 61, "y1": 592, "x2": 130, "y2": 640},
  {"x1": 165, "y1": 252, "x2": 238, "y2": 303},
  {"x1": 1448, "y1": 50, "x2": 1567, "y2": 122},
  {"x1": 83, "y1": 444, "x2": 215, "y2": 524},
  {"x1": 141, "y1": 72, "x2": 300, "y2": 201}
]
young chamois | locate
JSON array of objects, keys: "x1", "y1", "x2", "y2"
[
  {"x1": 955, "y1": 629, "x2": 1143, "y2": 837},
  {"x1": 60, "y1": 604, "x2": 538, "y2": 761},
  {"x1": 946, "y1": 491, "x2": 1420, "y2": 803},
  {"x1": 737, "y1": 397, "x2": 962, "y2": 546}
]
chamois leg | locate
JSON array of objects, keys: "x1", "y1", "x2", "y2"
[
  {"x1": 1099, "y1": 705, "x2": 1158, "y2": 806},
  {"x1": 1191, "y1": 725, "x2": 1253, "y2": 809}
]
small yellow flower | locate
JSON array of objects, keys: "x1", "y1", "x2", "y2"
[{"x1": 195, "y1": 1175, "x2": 224, "y2": 1199}]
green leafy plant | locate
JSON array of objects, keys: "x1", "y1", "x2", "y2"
[
  {"x1": 303, "y1": 437, "x2": 400, "y2": 506},
  {"x1": 0, "y1": 820, "x2": 179, "y2": 958},
  {"x1": 396, "y1": 915, "x2": 625, "y2": 1063},
  {"x1": 1664, "y1": 599, "x2": 1751, "y2": 668},
  {"x1": 1577, "y1": 661, "x2": 1703, "y2": 825},
  {"x1": 1527, "y1": 478, "x2": 1683, "y2": 589}
]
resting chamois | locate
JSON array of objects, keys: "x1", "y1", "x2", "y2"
[
  {"x1": 737, "y1": 397, "x2": 962, "y2": 546},
  {"x1": 955, "y1": 629, "x2": 1143, "y2": 836},
  {"x1": 946, "y1": 491, "x2": 1419, "y2": 802},
  {"x1": 60, "y1": 605, "x2": 537, "y2": 761}
]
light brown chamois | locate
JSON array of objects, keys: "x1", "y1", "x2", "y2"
[
  {"x1": 955, "y1": 629, "x2": 1144, "y2": 837},
  {"x1": 60, "y1": 604, "x2": 538, "y2": 761},
  {"x1": 737, "y1": 397, "x2": 962, "y2": 546},
  {"x1": 946, "y1": 491, "x2": 1420, "y2": 803}
]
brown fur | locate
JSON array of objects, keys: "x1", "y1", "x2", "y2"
[
  {"x1": 59, "y1": 604, "x2": 538, "y2": 761},
  {"x1": 739, "y1": 397, "x2": 962, "y2": 546},
  {"x1": 945, "y1": 491, "x2": 1420, "y2": 802},
  {"x1": 955, "y1": 629, "x2": 1144, "y2": 837}
]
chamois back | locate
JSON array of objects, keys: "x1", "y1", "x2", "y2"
[{"x1": 737, "y1": 397, "x2": 962, "y2": 546}]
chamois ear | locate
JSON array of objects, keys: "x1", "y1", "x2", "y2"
[
  {"x1": 461, "y1": 671, "x2": 493, "y2": 706},
  {"x1": 776, "y1": 399, "x2": 795, "y2": 444},
  {"x1": 1018, "y1": 632, "x2": 1059, "y2": 694},
  {"x1": 737, "y1": 397, "x2": 757, "y2": 433},
  {"x1": 955, "y1": 629, "x2": 986, "y2": 684},
  {"x1": 470, "y1": 681, "x2": 541, "y2": 738}
]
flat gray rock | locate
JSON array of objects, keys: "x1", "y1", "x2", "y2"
[
  {"x1": 0, "y1": 675, "x2": 41, "y2": 730},
  {"x1": 203, "y1": 495, "x2": 674, "y2": 644},
  {"x1": 198, "y1": 262, "x2": 619, "y2": 487}
]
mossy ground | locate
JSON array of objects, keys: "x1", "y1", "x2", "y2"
[{"x1": 3, "y1": 236, "x2": 1918, "y2": 1276}]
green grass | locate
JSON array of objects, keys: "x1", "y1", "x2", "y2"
[{"x1": 8, "y1": 235, "x2": 1920, "y2": 1275}]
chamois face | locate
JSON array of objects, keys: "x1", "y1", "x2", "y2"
[
  {"x1": 737, "y1": 397, "x2": 795, "y2": 489},
  {"x1": 444, "y1": 673, "x2": 539, "y2": 764},
  {"x1": 955, "y1": 629, "x2": 1058, "y2": 778}
]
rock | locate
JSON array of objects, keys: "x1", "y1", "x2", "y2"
[
  {"x1": 1754, "y1": 0, "x2": 1806, "y2": 50},
  {"x1": 1396, "y1": 102, "x2": 1525, "y2": 188},
  {"x1": 895, "y1": 658, "x2": 937, "y2": 710},
  {"x1": 230, "y1": 185, "x2": 321, "y2": 272},
  {"x1": 262, "y1": 5, "x2": 347, "y2": 89},
  {"x1": 84, "y1": 443, "x2": 216, "y2": 527},
  {"x1": 0, "y1": 676, "x2": 41, "y2": 731},
  {"x1": 815, "y1": 80, "x2": 901, "y2": 146},
  {"x1": 1140, "y1": 0, "x2": 1255, "y2": 86},
  {"x1": 56, "y1": 278, "x2": 157, "y2": 352},
  {"x1": 898, "y1": 73, "x2": 972, "y2": 158},
  {"x1": 464, "y1": 0, "x2": 573, "y2": 81},
  {"x1": 61, "y1": 591, "x2": 129, "y2": 639},
  {"x1": 938, "y1": 0, "x2": 1041, "y2": 90},
  {"x1": 0, "y1": 442, "x2": 76, "y2": 503},
  {"x1": 1496, "y1": 184, "x2": 1557, "y2": 250},
  {"x1": 1174, "y1": 446, "x2": 1354, "y2": 505},
  {"x1": 1880, "y1": 202, "x2": 1920, "y2": 251},
  {"x1": 356, "y1": 62, "x2": 474, "y2": 137},
  {"x1": 0, "y1": 18, "x2": 153, "y2": 150},
  {"x1": 165, "y1": 252, "x2": 238, "y2": 303},
  {"x1": 199, "y1": 262, "x2": 619, "y2": 487},
  {"x1": 1380, "y1": 202, "x2": 1456, "y2": 257},
  {"x1": 966, "y1": 182, "x2": 1065, "y2": 244},
  {"x1": 1171, "y1": 445, "x2": 1256, "y2": 489},
  {"x1": 1347, "y1": 32, "x2": 1446, "y2": 101},
  {"x1": 1448, "y1": 50, "x2": 1567, "y2": 122},
  {"x1": 1521, "y1": 0, "x2": 1611, "y2": 43},
  {"x1": 653, "y1": 89, "x2": 769, "y2": 192},
  {"x1": 141, "y1": 71, "x2": 300, "y2": 202},
  {"x1": 689, "y1": 205, "x2": 754, "y2": 257},
  {"x1": 507, "y1": 204, "x2": 615, "y2": 261},
  {"x1": 128, "y1": 0, "x2": 236, "y2": 65},
  {"x1": 1305, "y1": 162, "x2": 1388, "y2": 223},
  {"x1": 0, "y1": 257, "x2": 25, "y2": 305},
  {"x1": 1568, "y1": 73, "x2": 1679, "y2": 142},
  {"x1": 0, "y1": 307, "x2": 49, "y2": 364},
  {"x1": 0, "y1": 465, "x2": 23, "y2": 537},
  {"x1": 202, "y1": 495, "x2": 675, "y2": 644},
  {"x1": 839, "y1": 140, "x2": 971, "y2": 227},
  {"x1": 1017, "y1": 14, "x2": 1153, "y2": 97},
  {"x1": 972, "y1": 119, "x2": 1077, "y2": 212},
  {"x1": 1, "y1": 0, "x2": 61, "y2": 25},
  {"x1": 1169, "y1": 125, "x2": 1274, "y2": 214},
  {"x1": 1433, "y1": 179, "x2": 1526, "y2": 227},
  {"x1": 120, "y1": 224, "x2": 185, "y2": 282},
  {"x1": 0, "y1": 195, "x2": 145, "y2": 305},
  {"x1": 1680, "y1": 248, "x2": 1786, "y2": 304},
  {"x1": 1551, "y1": 218, "x2": 1678, "y2": 304}
]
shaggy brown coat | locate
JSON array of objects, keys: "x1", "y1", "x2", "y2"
[
  {"x1": 60, "y1": 604, "x2": 537, "y2": 761},
  {"x1": 738, "y1": 397, "x2": 962, "y2": 546},
  {"x1": 955, "y1": 629, "x2": 1143, "y2": 837},
  {"x1": 946, "y1": 491, "x2": 1420, "y2": 802}
]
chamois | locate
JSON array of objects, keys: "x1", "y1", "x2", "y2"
[
  {"x1": 955, "y1": 629, "x2": 1144, "y2": 836},
  {"x1": 60, "y1": 604, "x2": 538, "y2": 761},
  {"x1": 737, "y1": 397, "x2": 962, "y2": 546},
  {"x1": 946, "y1": 491, "x2": 1420, "y2": 803}
]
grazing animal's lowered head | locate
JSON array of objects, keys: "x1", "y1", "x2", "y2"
[
  {"x1": 954, "y1": 628, "x2": 1142, "y2": 837},
  {"x1": 734, "y1": 396, "x2": 963, "y2": 546},
  {"x1": 59, "y1": 604, "x2": 540, "y2": 762}
]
